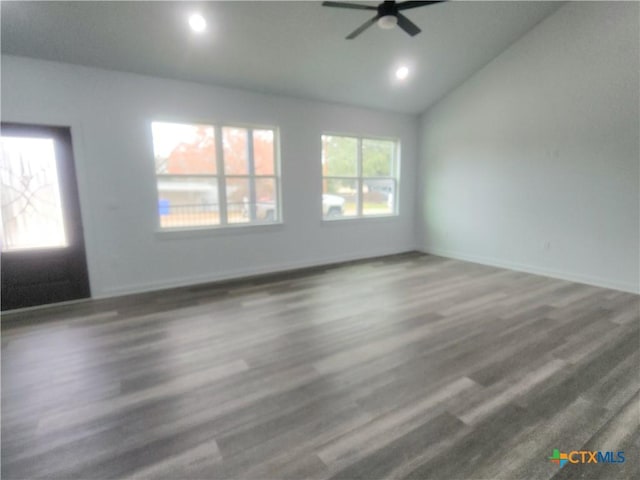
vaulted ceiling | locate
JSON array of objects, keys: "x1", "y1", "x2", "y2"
[{"x1": 1, "y1": 1, "x2": 562, "y2": 114}]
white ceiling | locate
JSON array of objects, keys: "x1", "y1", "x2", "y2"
[{"x1": 1, "y1": 1, "x2": 562, "y2": 114}]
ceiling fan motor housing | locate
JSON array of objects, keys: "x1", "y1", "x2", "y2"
[{"x1": 379, "y1": 1, "x2": 399, "y2": 18}]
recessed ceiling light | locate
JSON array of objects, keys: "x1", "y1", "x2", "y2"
[
  {"x1": 395, "y1": 66, "x2": 409, "y2": 80},
  {"x1": 188, "y1": 13, "x2": 207, "y2": 33}
]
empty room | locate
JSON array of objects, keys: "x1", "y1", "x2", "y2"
[{"x1": 1, "y1": 1, "x2": 638, "y2": 479}]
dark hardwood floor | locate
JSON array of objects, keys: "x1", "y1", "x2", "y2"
[{"x1": 1, "y1": 253, "x2": 638, "y2": 480}]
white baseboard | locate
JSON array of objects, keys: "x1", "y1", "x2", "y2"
[
  {"x1": 421, "y1": 247, "x2": 639, "y2": 294},
  {"x1": 95, "y1": 246, "x2": 416, "y2": 299}
]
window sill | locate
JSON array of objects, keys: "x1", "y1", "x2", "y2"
[
  {"x1": 321, "y1": 214, "x2": 399, "y2": 225},
  {"x1": 155, "y1": 222, "x2": 284, "y2": 240}
]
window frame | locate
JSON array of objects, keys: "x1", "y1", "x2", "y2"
[
  {"x1": 321, "y1": 133, "x2": 400, "y2": 220},
  {"x1": 151, "y1": 120, "x2": 282, "y2": 231}
]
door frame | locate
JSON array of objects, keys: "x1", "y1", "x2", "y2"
[{"x1": 1, "y1": 122, "x2": 91, "y2": 310}]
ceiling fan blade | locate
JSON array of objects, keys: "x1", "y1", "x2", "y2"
[
  {"x1": 322, "y1": 1, "x2": 377, "y2": 11},
  {"x1": 396, "y1": 1, "x2": 445, "y2": 11},
  {"x1": 396, "y1": 12, "x2": 421, "y2": 36},
  {"x1": 346, "y1": 15, "x2": 380, "y2": 39}
]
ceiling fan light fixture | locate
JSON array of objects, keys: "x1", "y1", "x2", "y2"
[{"x1": 377, "y1": 15, "x2": 397, "y2": 29}]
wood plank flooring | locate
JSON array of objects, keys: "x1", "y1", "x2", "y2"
[{"x1": 1, "y1": 253, "x2": 639, "y2": 480}]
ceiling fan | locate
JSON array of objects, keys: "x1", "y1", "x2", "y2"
[{"x1": 322, "y1": 0, "x2": 445, "y2": 39}]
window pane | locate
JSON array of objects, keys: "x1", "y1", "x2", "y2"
[
  {"x1": 253, "y1": 130, "x2": 275, "y2": 175},
  {"x1": 156, "y1": 177, "x2": 219, "y2": 228},
  {"x1": 322, "y1": 178, "x2": 356, "y2": 218},
  {"x1": 225, "y1": 177, "x2": 250, "y2": 224},
  {"x1": 322, "y1": 135, "x2": 357, "y2": 177},
  {"x1": 223, "y1": 127, "x2": 249, "y2": 175},
  {"x1": 152, "y1": 122, "x2": 216, "y2": 174},
  {"x1": 362, "y1": 139, "x2": 394, "y2": 177},
  {"x1": 363, "y1": 179, "x2": 395, "y2": 216},
  {"x1": 1, "y1": 136, "x2": 68, "y2": 250},
  {"x1": 255, "y1": 178, "x2": 278, "y2": 222}
]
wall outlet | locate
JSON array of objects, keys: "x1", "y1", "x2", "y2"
[{"x1": 543, "y1": 241, "x2": 551, "y2": 251}]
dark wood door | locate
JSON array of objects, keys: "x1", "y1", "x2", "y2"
[{"x1": 1, "y1": 123, "x2": 90, "y2": 311}]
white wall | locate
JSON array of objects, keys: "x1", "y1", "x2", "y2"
[
  {"x1": 1, "y1": 55, "x2": 419, "y2": 298},
  {"x1": 418, "y1": 1, "x2": 640, "y2": 293}
]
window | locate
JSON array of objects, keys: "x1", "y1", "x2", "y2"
[
  {"x1": 152, "y1": 121, "x2": 280, "y2": 229},
  {"x1": 1, "y1": 136, "x2": 67, "y2": 250},
  {"x1": 321, "y1": 134, "x2": 398, "y2": 219}
]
